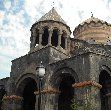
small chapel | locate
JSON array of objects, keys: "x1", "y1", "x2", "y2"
[{"x1": 0, "y1": 7, "x2": 111, "y2": 110}]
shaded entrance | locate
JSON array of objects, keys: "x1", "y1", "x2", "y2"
[
  {"x1": 99, "y1": 70, "x2": 111, "y2": 110},
  {"x1": 22, "y1": 79, "x2": 37, "y2": 110},
  {"x1": 58, "y1": 75, "x2": 75, "y2": 110}
]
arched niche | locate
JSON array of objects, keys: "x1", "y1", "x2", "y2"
[
  {"x1": 50, "y1": 67, "x2": 79, "y2": 110},
  {"x1": 99, "y1": 70, "x2": 111, "y2": 110},
  {"x1": 15, "y1": 74, "x2": 38, "y2": 110},
  {"x1": 42, "y1": 27, "x2": 49, "y2": 46},
  {"x1": 51, "y1": 28, "x2": 59, "y2": 47}
]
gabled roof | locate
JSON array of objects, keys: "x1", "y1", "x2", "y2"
[{"x1": 38, "y1": 7, "x2": 67, "y2": 25}]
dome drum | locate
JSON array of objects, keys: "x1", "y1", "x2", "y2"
[
  {"x1": 30, "y1": 20, "x2": 71, "y2": 54},
  {"x1": 73, "y1": 17, "x2": 111, "y2": 44}
]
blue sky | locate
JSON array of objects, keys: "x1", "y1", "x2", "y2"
[{"x1": 0, "y1": 0, "x2": 111, "y2": 79}]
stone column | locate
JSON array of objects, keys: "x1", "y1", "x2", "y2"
[
  {"x1": 58, "y1": 30, "x2": 62, "y2": 48},
  {"x1": 48, "y1": 29, "x2": 53, "y2": 46},
  {"x1": 34, "y1": 88, "x2": 60, "y2": 110},
  {"x1": 67, "y1": 36, "x2": 70, "y2": 52},
  {"x1": 2, "y1": 95, "x2": 23, "y2": 110},
  {"x1": 30, "y1": 36, "x2": 33, "y2": 49},
  {"x1": 72, "y1": 81, "x2": 102, "y2": 110},
  {"x1": 30, "y1": 36, "x2": 36, "y2": 50},
  {"x1": 31, "y1": 30, "x2": 36, "y2": 50},
  {"x1": 38, "y1": 29, "x2": 43, "y2": 48},
  {"x1": 34, "y1": 92, "x2": 39, "y2": 110},
  {"x1": 65, "y1": 36, "x2": 68, "y2": 50}
]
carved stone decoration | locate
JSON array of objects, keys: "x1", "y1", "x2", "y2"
[
  {"x1": 2, "y1": 95, "x2": 23, "y2": 110},
  {"x1": 34, "y1": 88, "x2": 61, "y2": 95},
  {"x1": 72, "y1": 81, "x2": 102, "y2": 89}
]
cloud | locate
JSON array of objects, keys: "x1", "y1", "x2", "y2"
[
  {"x1": 4, "y1": 0, "x2": 11, "y2": 10},
  {"x1": 0, "y1": 1, "x2": 31, "y2": 78},
  {"x1": 0, "y1": 0, "x2": 111, "y2": 79}
]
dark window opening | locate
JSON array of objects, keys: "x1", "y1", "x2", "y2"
[
  {"x1": 35, "y1": 31, "x2": 39, "y2": 47},
  {"x1": 42, "y1": 28, "x2": 49, "y2": 46},
  {"x1": 58, "y1": 75, "x2": 75, "y2": 110},
  {"x1": 99, "y1": 70, "x2": 110, "y2": 110},
  {"x1": 23, "y1": 79, "x2": 37, "y2": 110},
  {"x1": 51, "y1": 29, "x2": 58, "y2": 47}
]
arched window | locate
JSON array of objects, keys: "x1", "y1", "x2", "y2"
[
  {"x1": 35, "y1": 29, "x2": 39, "y2": 47},
  {"x1": 51, "y1": 29, "x2": 58, "y2": 47},
  {"x1": 61, "y1": 31, "x2": 66, "y2": 49},
  {"x1": 42, "y1": 27, "x2": 49, "y2": 46},
  {"x1": 99, "y1": 70, "x2": 111, "y2": 110}
]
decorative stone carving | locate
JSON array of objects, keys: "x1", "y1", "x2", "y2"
[
  {"x1": 2, "y1": 95, "x2": 23, "y2": 110},
  {"x1": 34, "y1": 88, "x2": 61, "y2": 95},
  {"x1": 3, "y1": 95, "x2": 23, "y2": 101},
  {"x1": 72, "y1": 81, "x2": 102, "y2": 89}
]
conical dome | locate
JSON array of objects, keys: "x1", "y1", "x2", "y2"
[{"x1": 38, "y1": 7, "x2": 67, "y2": 25}]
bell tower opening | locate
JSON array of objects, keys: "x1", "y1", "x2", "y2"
[
  {"x1": 42, "y1": 27, "x2": 49, "y2": 46},
  {"x1": 58, "y1": 75, "x2": 75, "y2": 110},
  {"x1": 51, "y1": 29, "x2": 58, "y2": 47},
  {"x1": 22, "y1": 79, "x2": 37, "y2": 110},
  {"x1": 35, "y1": 29, "x2": 39, "y2": 47},
  {"x1": 61, "y1": 31, "x2": 66, "y2": 49}
]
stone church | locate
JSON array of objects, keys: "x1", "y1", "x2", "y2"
[{"x1": 0, "y1": 7, "x2": 111, "y2": 110}]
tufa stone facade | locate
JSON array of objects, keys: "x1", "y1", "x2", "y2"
[{"x1": 0, "y1": 7, "x2": 111, "y2": 110}]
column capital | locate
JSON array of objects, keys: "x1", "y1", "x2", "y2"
[
  {"x1": 3, "y1": 95, "x2": 23, "y2": 101},
  {"x1": 34, "y1": 88, "x2": 61, "y2": 95},
  {"x1": 48, "y1": 28, "x2": 53, "y2": 33},
  {"x1": 39, "y1": 29, "x2": 44, "y2": 34},
  {"x1": 32, "y1": 29, "x2": 36, "y2": 34},
  {"x1": 58, "y1": 30, "x2": 63, "y2": 35},
  {"x1": 72, "y1": 80, "x2": 102, "y2": 89}
]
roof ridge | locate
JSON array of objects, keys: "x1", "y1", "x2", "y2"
[{"x1": 37, "y1": 7, "x2": 67, "y2": 25}]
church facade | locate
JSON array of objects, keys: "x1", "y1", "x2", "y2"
[{"x1": 0, "y1": 8, "x2": 111, "y2": 110}]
